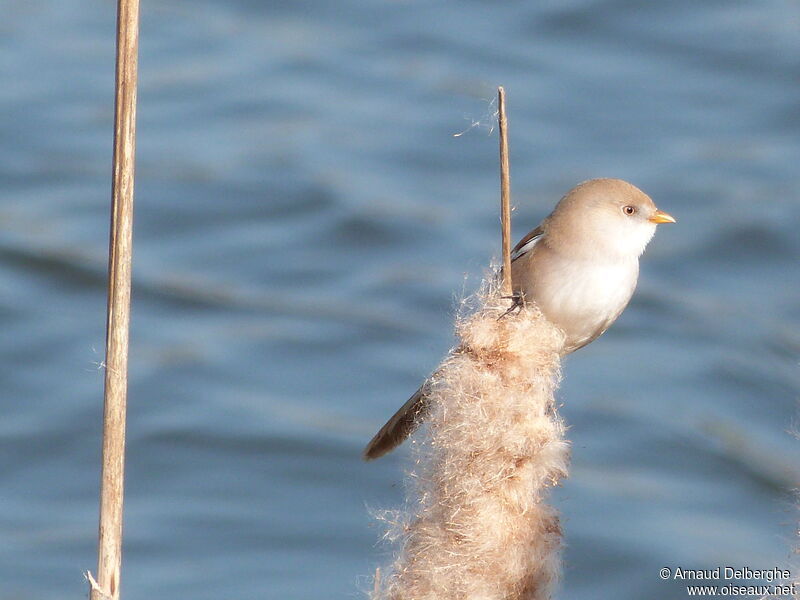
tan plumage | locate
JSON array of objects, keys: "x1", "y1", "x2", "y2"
[{"x1": 363, "y1": 178, "x2": 674, "y2": 460}]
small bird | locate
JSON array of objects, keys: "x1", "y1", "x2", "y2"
[{"x1": 364, "y1": 178, "x2": 675, "y2": 461}]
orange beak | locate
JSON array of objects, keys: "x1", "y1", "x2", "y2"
[{"x1": 649, "y1": 209, "x2": 676, "y2": 224}]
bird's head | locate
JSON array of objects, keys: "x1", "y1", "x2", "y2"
[{"x1": 546, "y1": 178, "x2": 675, "y2": 259}]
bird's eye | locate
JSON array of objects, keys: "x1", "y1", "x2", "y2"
[{"x1": 623, "y1": 205, "x2": 636, "y2": 216}]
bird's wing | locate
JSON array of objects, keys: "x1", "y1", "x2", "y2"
[{"x1": 511, "y1": 225, "x2": 544, "y2": 262}]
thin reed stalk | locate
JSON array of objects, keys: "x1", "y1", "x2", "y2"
[
  {"x1": 498, "y1": 86, "x2": 513, "y2": 297},
  {"x1": 87, "y1": 0, "x2": 140, "y2": 598}
]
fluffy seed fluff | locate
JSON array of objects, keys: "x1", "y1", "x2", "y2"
[{"x1": 372, "y1": 281, "x2": 569, "y2": 600}]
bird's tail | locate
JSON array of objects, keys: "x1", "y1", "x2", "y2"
[{"x1": 363, "y1": 382, "x2": 431, "y2": 461}]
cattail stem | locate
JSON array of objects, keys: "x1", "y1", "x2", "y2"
[
  {"x1": 498, "y1": 86, "x2": 513, "y2": 297},
  {"x1": 372, "y1": 90, "x2": 567, "y2": 600},
  {"x1": 89, "y1": 0, "x2": 140, "y2": 598},
  {"x1": 373, "y1": 291, "x2": 567, "y2": 600}
]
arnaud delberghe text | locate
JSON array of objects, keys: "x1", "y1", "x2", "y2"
[{"x1": 673, "y1": 567, "x2": 791, "y2": 582}]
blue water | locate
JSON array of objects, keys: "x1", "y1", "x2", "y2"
[{"x1": 1, "y1": 1, "x2": 798, "y2": 598}]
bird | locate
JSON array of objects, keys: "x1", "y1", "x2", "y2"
[{"x1": 363, "y1": 178, "x2": 675, "y2": 461}]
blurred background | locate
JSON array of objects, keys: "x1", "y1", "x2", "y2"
[{"x1": 1, "y1": 0, "x2": 798, "y2": 598}]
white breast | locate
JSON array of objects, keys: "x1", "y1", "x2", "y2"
[{"x1": 529, "y1": 253, "x2": 639, "y2": 353}]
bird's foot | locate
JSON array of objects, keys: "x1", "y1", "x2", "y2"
[{"x1": 498, "y1": 292, "x2": 525, "y2": 319}]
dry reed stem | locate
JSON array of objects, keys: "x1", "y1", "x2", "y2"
[
  {"x1": 89, "y1": 0, "x2": 140, "y2": 598},
  {"x1": 372, "y1": 283, "x2": 568, "y2": 600},
  {"x1": 498, "y1": 86, "x2": 513, "y2": 297}
]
